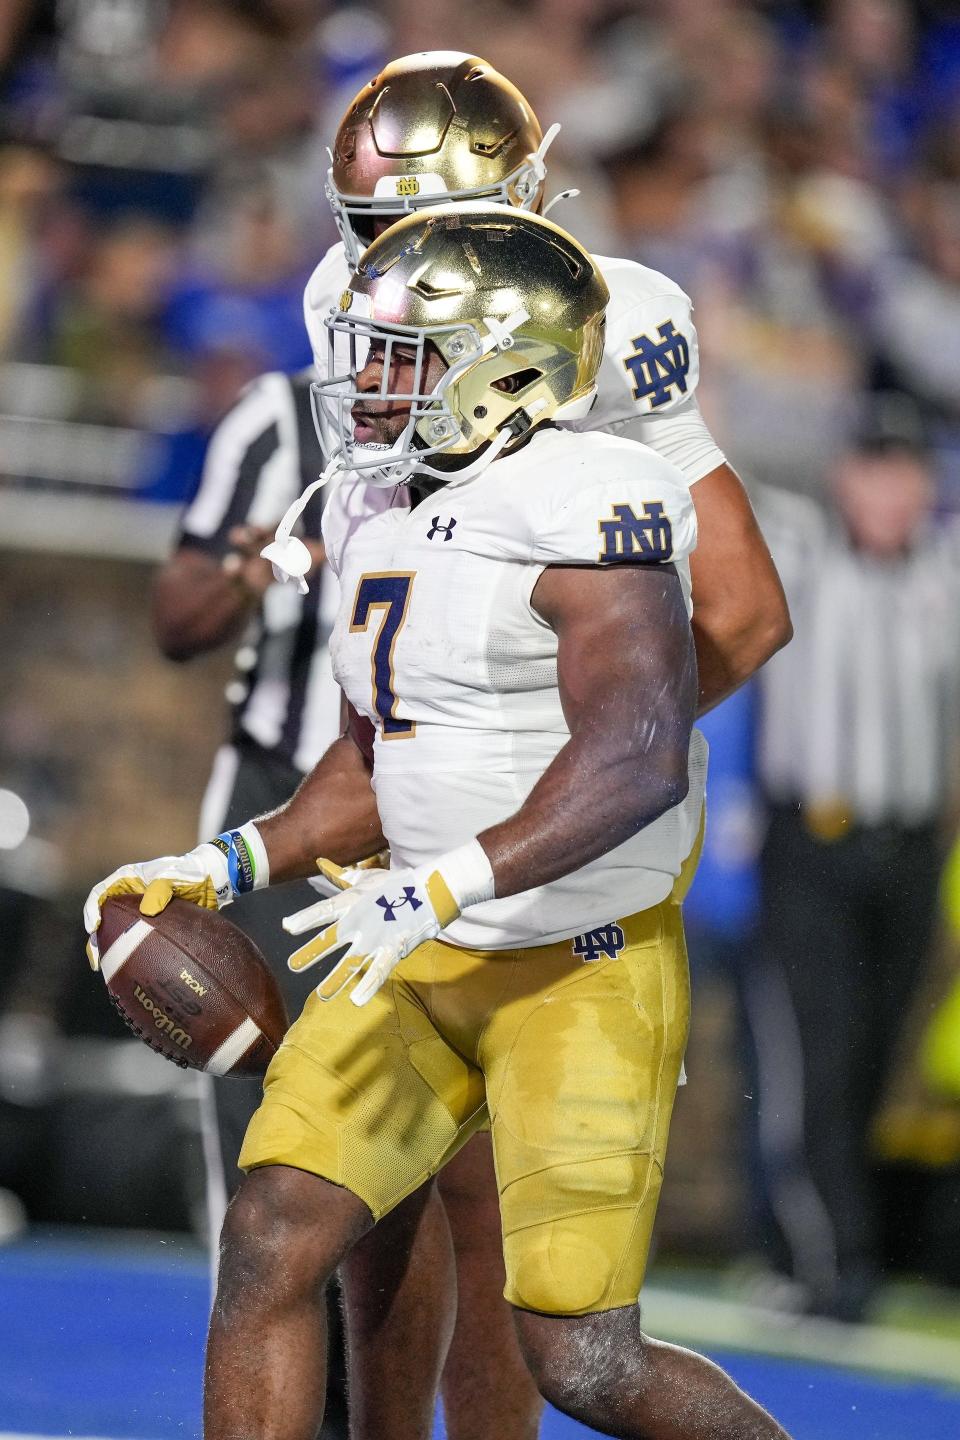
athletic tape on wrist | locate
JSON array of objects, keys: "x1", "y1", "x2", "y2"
[
  {"x1": 209, "y1": 822, "x2": 269, "y2": 897},
  {"x1": 434, "y1": 839, "x2": 496, "y2": 913}
]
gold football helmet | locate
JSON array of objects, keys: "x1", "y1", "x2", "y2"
[
  {"x1": 327, "y1": 51, "x2": 554, "y2": 267},
  {"x1": 313, "y1": 203, "x2": 609, "y2": 488}
]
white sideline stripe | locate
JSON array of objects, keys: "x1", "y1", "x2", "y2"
[
  {"x1": 641, "y1": 1285, "x2": 960, "y2": 1388},
  {"x1": 205, "y1": 1017, "x2": 261, "y2": 1077},
  {"x1": 99, "y1": 919, "x2": 153, "y2": 983}
]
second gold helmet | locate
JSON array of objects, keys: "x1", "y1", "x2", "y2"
[{"x1": 328, "y1": 51, "x2": 552, "y2": 266}]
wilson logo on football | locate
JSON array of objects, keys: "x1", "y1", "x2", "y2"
[
  {"x1": 133, "y1": 984, "x2": 193, "y2": 1050},
  {"x1": 395, "y1": 176, "x2": 420, "y2": 197}
]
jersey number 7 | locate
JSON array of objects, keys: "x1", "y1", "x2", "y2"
[{"x1": 350, "y1": 572, "x2": 416, "y2": 739}]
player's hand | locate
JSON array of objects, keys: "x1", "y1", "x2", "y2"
[
  {"x1": 305, "y1": 849, "x2": 390, "y2": 897},
  {"x1": 283, "y1": 843, "x2": 494, "y2": 1007},
  {"x1": 83, "y1": 825, "x2": 267, "y2": 970}
]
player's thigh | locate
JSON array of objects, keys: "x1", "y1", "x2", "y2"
[
  {"x1": 484, "y1": 902, "x2": 690, "y2": 1316},
  {"x1": 241, "y1": 964, "x2": 487, "y2": 1221}
]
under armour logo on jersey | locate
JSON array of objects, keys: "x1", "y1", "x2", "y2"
[
  {"x1": 623, "y1": 320, "x2": 690, "y2": 409},
  {"x1": 427, "y1": 516, "x2": 457, "y2": 542},
  {"x1": 376, "y1": 888, "x2": 423, "y2": 922},
  {"x1": 572, "y1": 924, "x2": 626, "y2": 963},
  {"x1": 598, "y1": 502, "x2": 673, "y2": 562}
]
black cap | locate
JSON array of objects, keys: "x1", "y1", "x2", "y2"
[{"x1": 852, "y1": 391, "x2": 930, "y2": 459}]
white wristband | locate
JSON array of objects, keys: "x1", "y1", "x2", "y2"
[
  {"x1": 205, "y1": 821, "x2": 271, "y2": 899},
  {"x1": 239, "y1": 821, "x2": 271, "y2": 892},
  {"x1": 435, "y1": 839, "x2": 496, "y2": 912}
]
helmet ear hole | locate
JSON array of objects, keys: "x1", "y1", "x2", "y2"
[{"x1": 492, "y1": 366, "x2": 542, "y2": 396}]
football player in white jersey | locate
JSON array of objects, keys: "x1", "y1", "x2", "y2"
[
  {"x1": 85, "y1": 208, "x2": 791, "y2": 1440},
  {"x1": 304, "y1": 51, "x2": 790, "y2": 714},
  {"x1": 298, "y1": 50, "x2": 791, "y2": 1440}
]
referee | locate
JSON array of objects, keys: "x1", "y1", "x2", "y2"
[
  {"x1": 754, "y1": 417, "x2": 960, "y2": 1320},
  {"x1": 150, "y1": 370, "x2": 348, "y2": 1436}
]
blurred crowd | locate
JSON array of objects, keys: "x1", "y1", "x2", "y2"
[
  {"x1": 0, "y1": 0, "x2": 959, "y2": 501},
  {"x1": 3, "y1": 0, "x2": 960, "y2": 1325}
]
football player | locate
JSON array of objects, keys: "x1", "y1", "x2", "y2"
[
  {"x1": 85, "y1": 206, "x2": 791, "y2": 1440},
  {"x1": 297, "y1": 50, "x2": 791, "y2": 1440},
  {"x1": 305, "y1": 51, "x2": 790, "y2": 715}
]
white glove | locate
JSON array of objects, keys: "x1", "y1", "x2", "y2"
[
  {"x1": 83, "y1": 823, "x2": 269, "y2": 970},
  {"x1": 283, "y1": 842, "x2": 495, "y2": 1007},
  {"x1": 305, "y1": 849, "x2": 390, "y2": 897}
]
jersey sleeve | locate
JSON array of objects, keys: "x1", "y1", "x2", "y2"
[
  {"x1": 526, "y1": 440, "x2": 697, "y2": 570},
  {"x1": 587, "y1": 273, "x2": 726, "y2": 482},
  {"x1": 611, "y1": 392, "x2": 726, "y2": 486},
  {"x1": 577, "y1": 262, "x2": 725, "y2": 477},
  {"x1": 179, "y1": 373, "x2": 300, "y2": 556}
]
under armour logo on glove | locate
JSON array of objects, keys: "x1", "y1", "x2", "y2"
[
  {"x1": 427, "y1": 516, "x2": 457, "y2": 542},
  {"x1": 376, "y1": 887, "x2": 423, "y2": 921},
  {"x1": 281, "y1": 841, "x2": 495, "y2": 1006}
]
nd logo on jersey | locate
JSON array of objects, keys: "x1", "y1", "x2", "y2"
[
  {"x1": 623, "y1": 319, "x2": 690, "y2": 408},
  {"x1": 572, "y1": 924, "x2": 626, "y2": 962},
  {"x1": 598, "y1": 502, "x2": 673, "y2": 562},
  {"x1": 396, "y1": 175, "x2": 420, "y2": 197}
]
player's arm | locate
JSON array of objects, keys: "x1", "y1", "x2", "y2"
[
  {"x1": 477, "y1": 562, "x2": 696, "y2": 894},
  {"x1": 152, "y1": 528, "x2": 281, "y2": 661},
  {"x1": 609, "y1": 289, "x2": 791, "y2": 707},
  {"x1": 256, "y1": 702, "x2": 381, "y2": 878},
  {"x1": 83, "y1": 700, "x2": 383, "y2": 966},
  {"x1": 151, "y1": 376, "x2": 324, "y2": 661},
  {"x1": 688, "y1": 460, "x2": 792, "y2": 713}
]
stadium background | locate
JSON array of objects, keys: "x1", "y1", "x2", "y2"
[{"x1": 1, "y1": 2, "x2": 960, "y2": 1437}]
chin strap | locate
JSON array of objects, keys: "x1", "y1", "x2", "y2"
[
  {"x1": 260, "y1": 454, "x2": 346, "y2": 592},
  {"x1": 416, "y1": 397, "x2": 551, "y2": 486},
  {"x1": 414, "y1": 426, "x2": 512, "y2": 485}
]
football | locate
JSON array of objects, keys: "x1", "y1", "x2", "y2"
[{"x1": 96, "y1": 894, "x2": 289, "y2": 1077}]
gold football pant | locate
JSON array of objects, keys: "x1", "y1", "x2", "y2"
[{"x1": 240, "y1": 899, "x2": 690, "y2": 1315}]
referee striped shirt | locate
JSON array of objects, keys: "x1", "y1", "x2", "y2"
[
  {"x1": 179, "y1": 371, "x2": 341, "y2": 774},
  {"x1": 756, "y1": 486, "x2": 960, "y2": 827}
]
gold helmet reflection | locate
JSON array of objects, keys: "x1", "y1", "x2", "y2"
[
  {"x1": 315, "y1": 203, "x2": 608, "y2": 487},
  {"x1": 328, "y1": 51, "x2": 551, "y2": 267}
]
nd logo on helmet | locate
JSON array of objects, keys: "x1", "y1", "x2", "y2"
[
  {"x1": 396, "y1": 176, "x2": 420, "y2": 197},
  {"x1": 338, "y1": 290, "x2": 352, "y2": 312}
]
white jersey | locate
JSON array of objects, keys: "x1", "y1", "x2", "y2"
[
  {"x1": 323, "y1": 425, "x2": 707, "y2": 950},
  {"x1": 304, "y1": 243, "x2": 725, "y2": 487}
]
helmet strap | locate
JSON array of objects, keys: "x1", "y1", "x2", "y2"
[
  {"x1": 542, "y1": 188, "x2": 580, "y2": 218},
  {"x1": 526, "y1": 122, "x2": 561, "y2": 186},
  {"x1": 479, "y1": 308, "x2": 529, "y2": 354},
  {"x1": 260, "y1": 454, "x2": 346, "y2": 592}
]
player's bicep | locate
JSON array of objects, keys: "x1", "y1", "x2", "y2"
[
  {"x1": 688, "y1": 462, "x2": 791, "y2": 637},
  {"x1": 532, "y1": 564, "x2": 696, "y2": 778}
]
